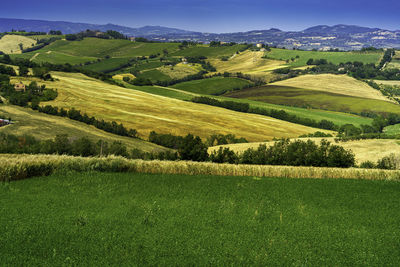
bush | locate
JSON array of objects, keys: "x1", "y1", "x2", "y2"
[{"x1": 377, "y1": 154, "x2": 400, "y2": 170}]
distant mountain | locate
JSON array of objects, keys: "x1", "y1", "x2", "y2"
[
  {"x1": 0, "y1": 18, "x2": 399, "y2": 50},
  {"x1": 0, "y1": 18, "x2": 196, "y2": 36}
]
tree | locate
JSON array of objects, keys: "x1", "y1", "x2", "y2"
[
  {"x1": 19, "y1": 66, "x2": 29, "y2": 76},
  {"x1": 178, "y1": 134, "x2": 208, "y2": 161}
]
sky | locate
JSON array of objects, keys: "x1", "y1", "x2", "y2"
[{"x1": 1, "y1": 0, "x2": 399, "y2": 33}]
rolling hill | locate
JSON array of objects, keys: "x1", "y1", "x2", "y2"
[
  {"x1": 10, "y1": 72, "x2": 328, "y2": 141},
  {"x1": 0, "y1": 34, "x2": 36, "y2": 54},
  {"x1": 0, "y1": 105, "x2": 166, "y2": 153}
]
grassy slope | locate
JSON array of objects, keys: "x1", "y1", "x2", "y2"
[
  {"x1": 271, "y1": 74, "x2": 391, "y2": 102},
  {"x1": 225, "y1": 85, "x2": 400, "y2": 115},
  {"x1": 384, "y1": 124, "x2": 400, "y2": 135},
  {"x1": 265, "y1": 48, "x2": 383, "y2": 67},
  {"x1": 0, "y1": 35, "x2": 37, "y2": 54},
  {"x1": 171, "y1": 77, "x2": 253, "y2": 95},
  {"x1": 1, "y1": 172, "x2": 399, "y2": 265},
  {"x1": 209, "y1": 50, "x2": 285, "y2": 79},
  {"x1": 210, "y1": 138, "x2": 400, "y2": 164},
  {"x1": 171, "y1": 44, "x2": 248, "y2": 57},
  {"x1": 122, "y1": 82, "x2": 372, "y2": 126},
  {"x1": 0, "y1": 104, "x2": 166, "y2": 153},
  {"x1": 11, "y1": 38, "x2": 181, "y2": 65},
  {"x1": 10, "y1": 72, "x2": 324, "y2": 141}
]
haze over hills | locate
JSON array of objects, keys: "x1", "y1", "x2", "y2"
[{"x1": 1, "y1": 18, "x2": 400, "y2": 50}]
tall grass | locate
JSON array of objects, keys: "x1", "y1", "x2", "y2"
[{"x1": 1, "y1": 154, "x2": 400, "y2": 182}]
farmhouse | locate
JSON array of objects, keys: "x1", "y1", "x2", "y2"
[
  {"x1": 256, "y1": 43, "x2": 263, "y2": 48},
  {"x1": 0, "y1": 119, "x2": 10, "y2": 127},
  {"x1": 14, "y1": 82, "x2": 26, "y2": 92},
  {"x1": 130, "y1": 37, "x2": 136, "y2": 42},
  {"x1": 182, "y1": 57, "x2": 188, "y2": 64}
]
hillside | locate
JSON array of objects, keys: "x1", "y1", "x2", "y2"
[
  {"x1": 264, "y1": 48, "x2": 383, "y2": 67},
  {"x1": 171, "y1": 77, "x2": 253, "y2": 95},
  {"x1": 10, "y1": 72, "x2": 327, "y2": 141},
  {"x1": 0, "y1": 34, "x2": 36, "y2": 54},
  {"x1": 0, "y1": 105, "x2": 166, "y2": 153},
  {"x1": 271, "y1": 74, "x2": 391, "y2": 102}
]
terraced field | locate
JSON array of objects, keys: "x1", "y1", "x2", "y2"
[
  {"x1": 0, "y1": 105, "x2": 165, "y2": 153},
  {"x1": 0, "y1": 34, "x2": 36, "y2": 54},
  {"x1": 10, "y1": 72, "x2": 326, "y2": 141},
  {"x1": 264, "y1": 48, "x2": 383, "y2": 67},
  {"x1": 172, "y1": 77, "x2": 253, "y2": 95},
  {"x1": 209, "y1": 138, "x2": 400, "y2": 164}
]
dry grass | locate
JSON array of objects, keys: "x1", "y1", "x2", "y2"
[
  {"x1": 271, "y1": 74, "x2": 392, "y2": 102},
  {"x1": 112, "y1": 73, "x2": 136, "y2": 81},
  {"x1": 375, "y1": 80, "x2": 400, "y2": 86},
  {"x1": 209, "y1": 51, "x2": 284, "y2": 82},
  {"x1": 11, "y1": 72, "x2": 323, "y2": 141},
  {"x1": 1, "y1": 154, "x2": 400, "y2": 182},
  {"x1": 158, "y1": 63, "x2": 202, "y2": 79},
  {"x1": 209, "y1": 138, "x2": 400, "y2": 164},
  {"x1": 0, "y1": 105, "x2": 166, "y2": 153},
  {"x1": 0, "y1": 35, "x2": 37, "y2": 54}
]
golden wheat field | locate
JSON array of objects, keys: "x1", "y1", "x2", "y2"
[
  {"x1": 1, "y1": 154, "x2": 399, "y2": 182},
  {"x1": 0, "y1": 105, "x2": 167, "y2": 153},
  {"x1": 0, "y1": 35, "x2": 37, "y2": 54},
  {"x1": 270, "y1": 74, "x2": 392, "y2": 102},
  {"x1": 375, "y1": 80, "x2": 400, "y2": 87},
  {"x1": 209, "y1": 138, "x2": 400, "y2": 164},
  {"x1": 10, "y1": 72, "x2": 326, "y2": 141},
  {"x1": 209, "y1": 51, "x2": 284, "y2": 81}
]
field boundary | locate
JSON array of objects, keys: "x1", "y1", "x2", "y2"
[{"x1": 1, "y1": 154, "x2": 400, "y2": 182}]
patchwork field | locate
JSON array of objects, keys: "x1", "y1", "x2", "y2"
[
  {"x1": 172, "y1": 76, "x2": 253, "y2": 95},
  {"x1": 1, "y1": 172, "x2": 400, "y2": 265},
  {"x1": 171, "y1": 44, "x2": 248, "y2": 58},
  {"x1": 210, "y1": 138, "x2": 400, "y2": 164},
  {"x1": 271, "y1": 74, "x2": 391, "y2": 102},
  {"x1": 264, "y1": 48, "x2": 383, "y2": 67},
  {"x1": 225, "y1": 84, "x2": 400, "y2": 115},
  {"x1": 11, "y1": 72, "x2": 325, "y2": 141},
  {"x1": 0, "y1": 105, "x2": 166, "y2": 153},
  {"x1": 0, "y1": 34, "x2": 36, "y2": 54}
]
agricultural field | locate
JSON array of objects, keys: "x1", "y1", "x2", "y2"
[
  {"x1": 210, "y1": 138, "x2": 400, "y2": 164},
  {"x1": 271, "y1": 74, "x2": 391, "y2": 102},
  {"x1": 375, "y1": 80, "x2": 400, "y2": 86},
  {"x1": 10, "y1": 72, "x2": 325, "y2": 141},
  {"x1": 123, "y1": 83, "x2": 373, "y2": 127},
  {"x1": 81, "y1": 57, "x2": 132, "y2": 72},
  {"x1": 264, "y1": 48, "x2": 383, "y2": 67},
  {"x1": 0, "y1": 34, "x2": 37, "y2": 54},
  {"x1": 171, "y1": 44, "x2": 248, "y2": 58},
  {"x1": 1, "y1": 171, "x2": 400, "y2": 265},
  {"x1": 172, "y1": 76, "x2": 253, "y2": 95},
  {"x1": 0, "y1": 104, "x2": 165, "y2": 153},
  {"x1": 225, "y1": 84, "x2": 400, "y2": 115},
  {"x1": 384, "y1": 123, "x2": 400, "y2": 135},
  {"x1": 12, "y1": 50, "x2": 97, "y2": 65},
  {"x1": 209, "y1": 50, "x2": 284, "y2": 80},
  {"x1": 386, "y1": 50, "x2": 400, "y2": 69},
  {"x1": 137, "y1": 69, "x2": 172, "y2": 82},
  {"x1": 158, "y1": 63, "x2": 202, "y2": 79}
]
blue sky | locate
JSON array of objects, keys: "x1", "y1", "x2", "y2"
[{"x1": 1, "y1": 0, "x2": 399, "y2": 32}]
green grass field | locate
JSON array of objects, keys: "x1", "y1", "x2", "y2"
[
  {"x1": 264, "y1": 48, "x2": 383, "y2": 67},
  {"x1": 1, "y1": 172, "x2": 399, "y2": 265},
  {"x1": 11, "y1": 51, "x2": 97, "y2": 65},
  {"x1": 172, "y1": 77, "x2": 253, "y2": 95},
  {"x1": 225, "y1": 85, "x2": 400, "y2": 115},
  {"x1": 82, "y1": 57, "x2": 131, "y2": 72},
  {"x1": 384, "y1": 123, "x2": 400, "y2": 135},
  {"x1": 171, "y1": 44, "x2": 248, "y2": 58},
  {"x1": 137, "y1": 69, "x2": 172, "y2": 82}
]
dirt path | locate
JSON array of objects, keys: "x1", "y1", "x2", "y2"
[{"x1": 30, "y1": 53, "x2": 40, "y2": 61}]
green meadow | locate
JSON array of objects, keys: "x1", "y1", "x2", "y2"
[
  {"x1": 265, "y1": 48, "x2": 383, "y2": 67},
  {"x1": 172, "y1": 76, "x2": 253, "y2": 95},
  {"x1": 1, "y1": 172, "x2": 399, "y2": 265}
]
